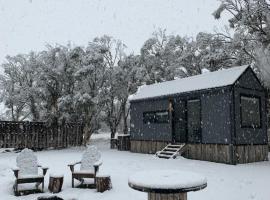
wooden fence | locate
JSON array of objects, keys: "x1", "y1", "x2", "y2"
[{"x1": 0, "y1": 121, "x2": 84, "y2": 149}]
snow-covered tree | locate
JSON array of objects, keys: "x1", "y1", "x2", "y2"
[
  {"x1": 0, "y1": 53, "x2": 42, "y2": 121},
  {"x1": 37, "y1": 45, "x2": 70, "y2": 124},
  {"x1": 91, "y1": 35, "x2": 127, "y2": 139},
  {"x1": 72, "y1": 43, "x2": 106, "y2": 144},
  {"x1": 140, "y1": 29, "x2": 189, "y2": 84},
  {"x1": 25, "y1": 52, "x2": 43, "y2": 121},
  {"x1": 0, "y1": 55, "x2": 28, "y2": 121},
  {"x1": 117, "y1": 55, "x2": 142, "y2": 135},
  {"x1": 214, "y1": 0, "x2": 270, "y2": 87},
  {"x1": 214, "y1": 0, "x2": 270, "y2": 127},
  {"x1": 195, "y1": 31, "x2": 251, "y2": 71}
]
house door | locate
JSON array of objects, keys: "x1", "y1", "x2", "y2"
[
  {"x1": 187, "y1": 99, "x2": 201, "y2": 143},
  {"x1": 172, "y1": 100, "x2": 187, "y2": 143}
]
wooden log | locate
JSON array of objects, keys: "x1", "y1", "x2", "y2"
[
  {"x1": 96, "y1": 175, "x2": 112, "y2": 193},
  {"x1": 48, "y1": 175, "x2": 64, "y2": 193}
]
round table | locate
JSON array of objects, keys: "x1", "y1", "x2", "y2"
[{"x1": 128, "y1": 170, "x2": 207, "y2": 200}]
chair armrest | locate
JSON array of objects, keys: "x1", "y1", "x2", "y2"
[
  {"x1": 93, "y1": 160, "x2": 102, "y2": 167},
  {"x1": 38, "y1": 165, "x2": 49, "y2": 176},
  {"x1": 68, "y1": 161, "x2": 81, "y2": 172},
  {"x1": 68, "y1": 161, "x2": 81, "y2": 166},
  {"x1": 12, "y1": 167, "x2": 19, "y2": 178},
  {"x1": 94, "y1": 160, "x2": 102, "y2": 174},
  {"x1": 42, "y1": 167, "x2": 49, "y2": 176}
]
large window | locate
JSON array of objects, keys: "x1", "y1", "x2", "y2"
[
  {"x1": 143, "y1": 110, "x2": 169, "y2": 124},
  {"x1": 187, "y1": 99, "x2": 201, "y2": 143},
  {"x1": 240, "y1": 95, "x2": 261, "y2": 128}
]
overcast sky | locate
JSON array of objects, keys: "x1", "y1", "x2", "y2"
[{"x1": 0, "y1": 0, "x2": 230, "y2": 64}]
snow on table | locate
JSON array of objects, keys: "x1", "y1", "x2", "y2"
[{"x1": 128, "y1": 170, "x2": 207, "y2": 191}]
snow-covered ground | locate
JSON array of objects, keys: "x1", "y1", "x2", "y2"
[{"x1": 0, "y1": 133, "x2": 269, "y2": 200}]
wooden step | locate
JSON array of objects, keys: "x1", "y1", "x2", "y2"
[
  {"x1": 159, "y1": 151, "x2": 175, "y2": 155},
  {"x1": 167, "y1": 145, "x2": 184, "y2": 148},
  {"x1": 156, "y1": 143, "x2": 186, "y2": 159},
  {"x1": 162, "y1": 149, "x2": 176, "y2": 154},
  {"x1": 157, "y1": 155, "x2": 171, "y2": 159},
  {"x1": 164, "y1": 148, "x2": 178, "y2": 152},
  {"x1": 167, "y1": 144, "x2": 183, "y2": 148}
]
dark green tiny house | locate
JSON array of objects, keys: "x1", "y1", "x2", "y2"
[{"x1": 129, "y1": 65, "x2": 268, "y2": 164}]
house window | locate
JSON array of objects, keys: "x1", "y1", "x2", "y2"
[
  {"x1": 155, "y1": 111, "x2": 169, "y2": 123},
  {"x1": 143, "y1": 112, "x2": 155, "y2": 124},
  {"x1": 187, "y1": 99, "x2": 201, "y2": 143},
  {"x1": 240, "y1": 95, "x2": 261, "y2": 128},
  {"x1": 143, "y1": 111, "x2": 169, "y2": 124}
]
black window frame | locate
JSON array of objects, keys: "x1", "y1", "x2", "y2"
[
  {"x1": 240, "y1": 94, "x2": 262, "y2": 129},
  {"x1": 143, "y1": 110, "x2": 169, "y2": 124},
  {"x1": 187, "y1": 98, "x2": 202, "y2": 143}
]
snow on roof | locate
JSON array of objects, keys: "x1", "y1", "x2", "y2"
[{"x1": 130, "y1": 65, "x2": 249, "y2": 101}]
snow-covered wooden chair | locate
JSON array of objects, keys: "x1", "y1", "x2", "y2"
[
  {"x1": 68, "y1": 145, "x2": 102, "y2": 188},
  {"x1": 12, "y1": 148, "x2": 49, "y2": 196}
]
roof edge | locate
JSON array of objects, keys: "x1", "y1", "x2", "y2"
[
  {"x1": 231, "y1": 65, "x2": 251, "y2": 86},
  {"x1": 129, "y1": 85, "x2": 232, "y2": 103},
  {"x1": 129, "y1": 65, "x2": 250, "y2": 103}
]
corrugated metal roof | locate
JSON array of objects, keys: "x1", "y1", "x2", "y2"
[{"x1": 130, "y1": 65, "x2": 249, "y2": 101}]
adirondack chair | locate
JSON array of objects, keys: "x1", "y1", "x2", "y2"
[
  {"x1": 68, "y1": 146, "x2": 102, "y2": 188},
  {"x1": 12, "y1": 148, "x2": 48, "y2": 196}
]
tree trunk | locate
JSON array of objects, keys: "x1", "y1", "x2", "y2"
[
  {"x1": 123, "y1": 116, "x2": 128, "y2": 135},
  {"x1": 121, "y1": 100, "x2": 129, "y2": 135},
  {"x1": 30, "y1": 96, "x2": 40, "y2": 121},
  {"x1": 110, "y1": 125, "x2": 116, "y2": 139},
  {"x1": 82, "y1": 124, "x2": 92, "y2": 146},
  {"x1": 267, "y1": 89, "x2": 270, "y2": 123},
  {"x1": 11, "y1": 104, "x2": 15, "y2": 121}
]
